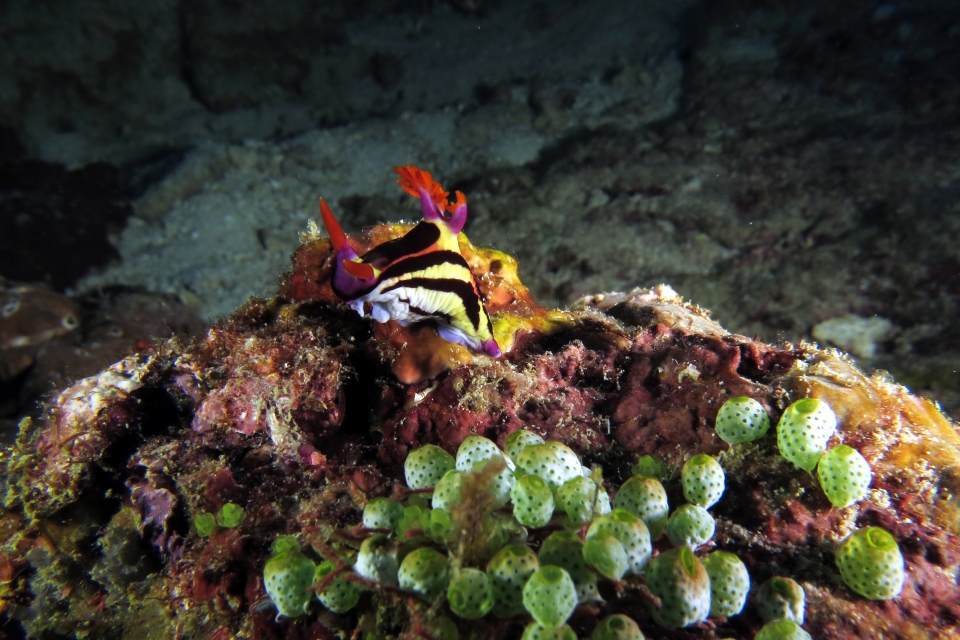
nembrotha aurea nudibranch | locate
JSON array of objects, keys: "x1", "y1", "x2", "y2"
[{"x1": 319, "y1": 165, "x2": 502, "y2": 358}]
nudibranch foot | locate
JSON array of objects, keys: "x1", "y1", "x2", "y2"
[{"x1": 437, "y1": 324, "x2": 502, "y2": 358}]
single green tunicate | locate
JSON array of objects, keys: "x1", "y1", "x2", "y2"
[
  {"x1": 263, "y1": 548, "x2": 316, "y2": 618},
  {"x1": 522, "y1": 565, "x2": 579, "y2": 628},
  {"x1": 354, "y1": 534, "x2": 398, "y2": 585},
  {"x1": 776, "y1": 398, "x2": 837, "y2": 471},
  {"x1": 539, "y1": 530, "x2": 598, "y2": 603},
  {"x1": 432, "y1": 469, "x2": 464, "y2": 512},
  {"x1": 363, "y1": 497, "x2": 404, "y2": 530},
  {"x1": 447, "y1": 568, "x2": 494, "y2": 619},
  {"x1": 455, "y1": 438, "x2": 516, "y2": 507},
  {"x1": 756, "y1": 576, "x2": 805, "y2": 624},
  {"x1": 586, "y1": 509, "x2": 652, "y2": 576},
  {"x1": 543, "y1": 440, "x2": 583, "y2": 486},
  {"x1": 613, "y1": 475, "x2": 669, "y2": 539},
  {"x1": 516, "y1": 444, "x2": 567, "y2": 491},
  {"x1": 521, "y1": 622, "x2": 577, "y2": 640},
  {"x1": 456, "y1": 435, "x2": 505, "y2": 471},
  {"x1": 754, "y1": 619, "x2": 813, "y2": 640},
  {"x1": 466, "y1": 456, "x2": 516, "y2": 507},
  {"x1": 556, "y1": 475, "x2": 605, "y2": 529},
  {"x1": 194, "y1": 512, "x2": 216, "y2": 537},
  {"x1": 314, "y1": 560, "x2": 361, "y2": 613},
  {"x1": 817, "y1": 445, "x2": 872, "y2": 508},
  {"x1": 419, "y1": 507, "x2": 453, "y2": 540},
  {"x1": 631, "y1": 455, "x2": 665, "y2": 480},
  {"x1": 835, "y1": 527, "x2": 904, "y2": 600},
  {"x1": 715, "y1": 396, "x2": 770, "y2": 444},
  {"x1": 681, "y1": 454, "x2": 725, "y2": 508},
  {"x1": 217, "y1": 503, "x2": 245, "y2": 528},
  {"x1": 397, "y1": 505, "x2": 425, "y2": 539},
  {"x1": 702, "y1": 551, "x2": 750, "y2": 618},
  {"x1": 582, "y1": 535, "x2": 628, "y2": 580},
  {"x1": 487, "y1": 544, "x2": 540, "y2": 617},
  {"x1": 405, "y1": 444, "x2": 456, "y2": 489},
  {"x1": 644, "y1": 547, "x2": 711, "y2": 629},
  {"x1": 665, "y1": 504, "x2": 715, "y2": 549},
  {"x1": 505, "y1": 429, "x2": 545, "y2": 460},
  {"x1": 591, "y1": 614, "x2": 645, "y2": 640},
  {"x1": 398, "y1": 547, "x2": 449, "y2": 600},
  {"x1": 511, "y1": 474, "x2": 555, "y2": 528}
]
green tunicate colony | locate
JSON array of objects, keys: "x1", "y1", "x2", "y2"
[
  {"x1": 709, "y1": 394, "x2": 902, "y2": 639},
  {"x1": 620, "y1": 448, "x2": 751, "y2": 629},
  {"x1": 769, "y1": 397, "x2": 898, "y2": 602},
  {"x1": 259, "y1": 430, "x2": 758, "y2": 636},
  {"x1": 258, "y1": 390, "x2": 898, "y2": 635}
]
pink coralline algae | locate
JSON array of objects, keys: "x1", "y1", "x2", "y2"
[
  {"x1": 0, "y1": 220, "x2": 958, "y2": 640},
  {"x1": 187, "y1": 320, "x2": 345, "y2": 458}
]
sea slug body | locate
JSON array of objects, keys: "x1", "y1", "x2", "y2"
[{"x1": 320, "y1": 166, "x2": 501, "y2": 357}]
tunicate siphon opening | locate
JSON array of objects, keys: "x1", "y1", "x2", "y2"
[
  {"x1": 680, "y1": 547, "x2": 698, "y2": 576},
  {"x1": 866, "y1": 528, "x2": 896, "y2": 550}
]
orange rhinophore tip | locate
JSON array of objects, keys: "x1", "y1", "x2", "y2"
[
  {"x1": 445, "y1": 190, "x2": 467, "y2": 213},
  {"x1": 342, "y1": 259, "x2": 375, "y2": 280},
  {"x1": 395, "y1": 165, "x2": 448, "y2": 206},
  {"x1": 320, "y1": 199, "x2": 348, "y2": 251}
]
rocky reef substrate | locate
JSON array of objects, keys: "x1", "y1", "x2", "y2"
[{"x1": 1, "y1": 229, "x2": 958, "y2": 640}]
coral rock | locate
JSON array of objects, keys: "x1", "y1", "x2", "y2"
[{"x1": 0, "y1": 228, "x2": 958, "y2": 639}]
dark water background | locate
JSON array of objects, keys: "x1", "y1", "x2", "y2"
[{"x1": 1, "y1": 0, "x2": 958, "y2": 423}]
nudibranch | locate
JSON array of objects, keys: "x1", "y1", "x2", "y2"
[{"x1": 320, "y1": 166, "x2": 502, "y2": 358}]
